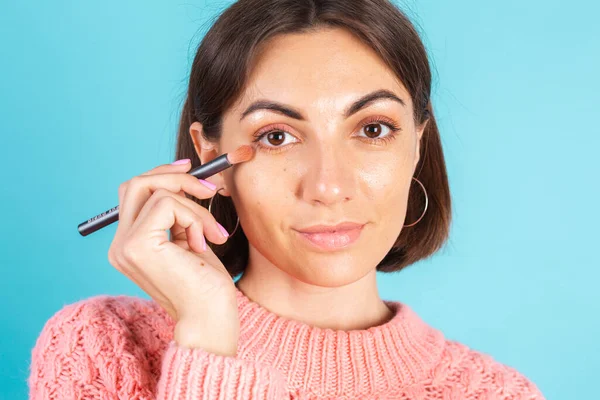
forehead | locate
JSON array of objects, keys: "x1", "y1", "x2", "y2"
[{"x1": 230, "y1": 27, "x2": 412, "y2": 115}]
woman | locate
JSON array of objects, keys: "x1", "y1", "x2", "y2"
[{"x1": 28, "y1": 0, "x2": 545, "y2": 398}]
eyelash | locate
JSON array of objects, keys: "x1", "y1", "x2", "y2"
[{"x1": 251, "y1": 116, "x2": 402, "y2": 154}]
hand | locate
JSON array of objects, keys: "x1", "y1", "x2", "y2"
[{"x1": 107, "y1": 159, "x2": 240, "y2": 356}]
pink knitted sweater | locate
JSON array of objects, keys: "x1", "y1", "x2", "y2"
[{"x1": 28, "y1": 286, "x2": 544, "y2": 399}]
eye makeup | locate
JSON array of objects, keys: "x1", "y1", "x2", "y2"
[{"x1": 251, "y1": 115, "x2": 402, "y2": 154}]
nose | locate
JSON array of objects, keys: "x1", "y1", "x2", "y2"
[{"x1": 299, "y1": 143, "x2": 356, "y2": 207}]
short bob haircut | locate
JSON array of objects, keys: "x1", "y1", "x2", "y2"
[{"x1": 175, "y1": 0, "x2": 452, "y2": 278}]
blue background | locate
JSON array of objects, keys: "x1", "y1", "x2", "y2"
[{"x1": 1, "y1": 0, "x2": 598, "y2": 398}]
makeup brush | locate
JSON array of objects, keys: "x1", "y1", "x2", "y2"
[{"x1": 77, "y1": 145, "x2": 254, "y2": 236}]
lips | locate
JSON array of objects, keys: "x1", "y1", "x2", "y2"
[
  {"x1": 296, "y1": 222, "x2": 365, "y2": 234},
  {"x1": 294, "y1": 222, "x2": 366, "y2": 251}
]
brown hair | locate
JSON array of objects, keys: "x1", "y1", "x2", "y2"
[{"x1": 175, "y1": 0, "x2": 451, "y2": 278}]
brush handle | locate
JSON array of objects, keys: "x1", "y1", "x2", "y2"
[
  {"x1": 188, "y1": 153, "x2": 230, "y2": 179},
  {"x1": 77, "y1": 154, "x2": 231, "y2": 236}
]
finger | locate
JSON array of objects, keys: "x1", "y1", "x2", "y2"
[
  {"x1": 117, "y1": 159, "x2": 194, "y2": 225},
  {"x1": 141, "y1": 159, "x2": 194, "y2": 176},
  {"x1": 167, "y1": 189, "x2": 187, "y2": 241},
  {"x1": 163, "y1": 189, "x2": 229, "y2": 246},
  {"x1": 133, "y1": 194, "x2": 209, "y2": 254},
  {"x1": 119, "y1": 173, "x2": 217, "y2": 229},
  {"x1": 132, "y1": 189, "x2": 227, "y2": 248},
  {"x1": 169, "y1": 191, "x2": 230, "y2": 246}
]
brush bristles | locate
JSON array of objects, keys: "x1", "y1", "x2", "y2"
[{"x1": 227, "y1": 145, "x2": 255, "y2": 164}]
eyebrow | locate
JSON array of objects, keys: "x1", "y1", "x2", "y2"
[{"x1": 239, "y1": 89, "x2": 406, "y2": 122}]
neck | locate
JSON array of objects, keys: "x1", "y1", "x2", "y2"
[
  {"x1": 231, "y1": 283, "x2": 448, "y2": 393},
  {"x1": 235, "y1": 267, "x2": 394, "y2": 331}
]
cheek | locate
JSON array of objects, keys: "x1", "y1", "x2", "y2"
[
  {"x1": 356, "y1": 159, "x2": 412, "y2": 250},
  {"x1": 358, "y1": 149, "x2": 414, "y2": 208},
  {"x1": 225, "y1": 162, "x2": 290, "y2": 230}
]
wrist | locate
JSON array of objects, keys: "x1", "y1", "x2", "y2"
[{"x1": 174, "y1": 319, "x2": 238, "y2": 357}]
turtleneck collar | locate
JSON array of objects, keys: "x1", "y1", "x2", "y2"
[{"x1": 233, "y1": 286, "x2": 447, "y2": 396}]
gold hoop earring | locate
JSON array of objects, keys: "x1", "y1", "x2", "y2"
[
  {"x1": 403, "y1": 177, "x2": 428, "y2": 227},
  {"x1": 208, "y1": 188, "x2": 240, "y2": 236}
]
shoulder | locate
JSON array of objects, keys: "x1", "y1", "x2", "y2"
[
  {"x1": 28, "y1": 295, "x2": 175, "y2": 399},
  {"x1": 434, "y1": 339, "x2": 545, "y2": 400},
  {"x1": 32, "y1": 294, "x2": 175, "y2": 350}
]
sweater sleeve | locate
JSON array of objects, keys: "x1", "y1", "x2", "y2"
[
  {"x1": 435, "y1": 341, "x2": 546, "y2": 400},
  {"x1": 156, "y1": 340, "x2": 290, "y2": 399},
  {"x1": 28, "y1": 297, "x2": 290, "y2": 400}
]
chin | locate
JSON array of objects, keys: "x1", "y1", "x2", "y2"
[{"x1": 285, "y1": 252, "x2": 375, "y2": 288}]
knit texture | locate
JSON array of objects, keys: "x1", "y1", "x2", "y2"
[{"x1": 28, "y1": 286, "x2": 545, "y2": 399}]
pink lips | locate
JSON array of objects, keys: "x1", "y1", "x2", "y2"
[{"x1": 294, "y1": 222, "x2": 365, "y2": 251}]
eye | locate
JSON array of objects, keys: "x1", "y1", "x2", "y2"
[
  {"x1": 251, "y1": 116, "x2": 402, "y2": 154},
  {"x1": 355, "y1": 116, "x2": 402, "y2": 145},
  {"x1": 252, "y1": 124, "x2": 299, "y2": 154}
]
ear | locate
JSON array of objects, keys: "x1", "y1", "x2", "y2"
[
  {"x1": 413, "y1": 119, "x2": 428, "y2": 170},
  {"x1": 189, "y1": 121, "x2": 230, "y2": 196}
]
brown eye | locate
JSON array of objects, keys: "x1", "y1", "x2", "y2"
[
  {"x1": 356, "y1": 118, "x2": 401, "y2": 145},
  {"x1": 252, "y1": 127, "x2": 300, "y2": 153},
  {"x1": 363, "y1": 123, "x2": 383, "y2": 138},
  {"x1": 266, "y1": 131, "x2": 285, "y2": 146}
]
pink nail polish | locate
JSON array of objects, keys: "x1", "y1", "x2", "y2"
[
  {"x1": 198, "y1": 179, "x2": 217, "y2": 190},
  {"x1": 200, "y1": 234, "x2": 207, "y2": 251},
  {"x1": 216, "y1": 222, "x2": 229, "y2": 237},
  {"x1": 171, "y1": 158, "x2": 190, "y2": 165}
]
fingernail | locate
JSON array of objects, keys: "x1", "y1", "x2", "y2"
[
  {"x1": 201, "y1": 234, "x2": 207, "y2": 251},
  {"x1": 198, "y1": 179, "x2": 217, "y2": 190},
  {"x1": 171, "y1": 158, "x2": 190, "y2": 165},
  {"x1": 216, "y1": 222, "x2": 229, "y2": 237}
]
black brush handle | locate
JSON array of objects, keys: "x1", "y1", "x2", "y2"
[{"x1": 77, "y1": 154, "x2": 231, "y2": 236}]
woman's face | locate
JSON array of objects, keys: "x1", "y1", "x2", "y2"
[{"x1": 195, "y1": 27, "x2": 426, "y2": 288}]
